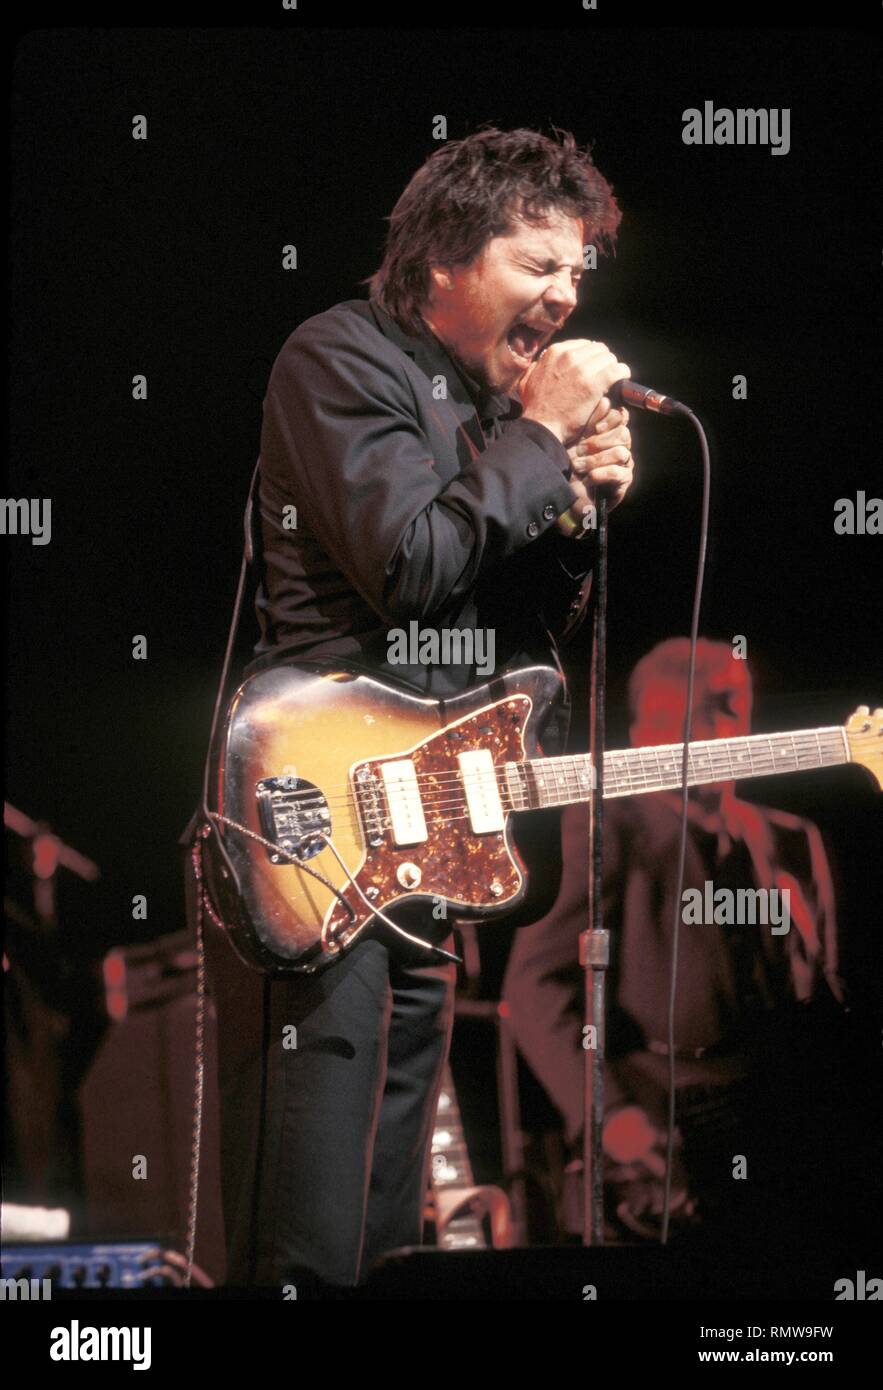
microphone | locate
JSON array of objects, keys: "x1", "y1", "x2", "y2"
[{"x1": 609, "y1": 379, "x2": 691, "y2": 418}]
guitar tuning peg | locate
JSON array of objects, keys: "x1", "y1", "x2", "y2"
[{"x1": 856, "y1": 705, "x2": 870, "y2": 717}]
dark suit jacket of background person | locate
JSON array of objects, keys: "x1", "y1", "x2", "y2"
[{"x1": 503, "y1": 795, "x2": 845, "y2": 1149}]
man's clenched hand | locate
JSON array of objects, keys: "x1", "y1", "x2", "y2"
[
  {"x1": 568, "y1": 396, "x2": 634, "y2": 512},
  {"x1": 520, "y1": 339, "x2": 631, "y2": 448}
]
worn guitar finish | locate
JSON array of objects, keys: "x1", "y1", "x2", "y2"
[
  {"x1": 204, "y1": 661, "x2": 564, "y2": 973},
  {"x1": 203, "y1": 660, "x2": 882, "y2": 974}
]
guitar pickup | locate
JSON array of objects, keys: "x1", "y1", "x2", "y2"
[
  {"x1": 380, "y1": 760, "x2": 428, "y2": 846},
  {"x1": 458, "y1": 749, "x2": 504, "y2": 834}
]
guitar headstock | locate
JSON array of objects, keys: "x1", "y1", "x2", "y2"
[{"x1": 845, "y1": 706, "x2": 883, "y2": 789}]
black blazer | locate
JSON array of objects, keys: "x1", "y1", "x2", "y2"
[
  {"x1": 503, "y1": 796, "x2": 843, "y2": 1143},
  {"x1": 249, "y1": 296, "x2": 595, "y2": 698}
]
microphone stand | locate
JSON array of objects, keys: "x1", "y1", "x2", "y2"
[
  {"x1": 581, "y1": 494, "x2": 609, "y2": 1246},
  {"x1": 575, "y1": 379, "x2": 693, "y2": 1245}
]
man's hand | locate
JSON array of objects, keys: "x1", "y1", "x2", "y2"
[
  {"x1": 568, "y1": 397, "x2": 634, "y2": 512},
  {"x1": 602, "y1": 1105, "x2": 665, "y2": 1175},
  {"x1": 519, "y1": 340, "x2": 631, "y2": 448}
]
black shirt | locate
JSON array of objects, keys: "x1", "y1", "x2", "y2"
[{"x1": 247, "y1": 297, "x2": 594, "y2": 698}]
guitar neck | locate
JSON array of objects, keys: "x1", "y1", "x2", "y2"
[
  {"x1": 430, "y1": 1063, "x2": 486, "y2": 1250},
  {"x1": 509, "y1": 725, "x2": 851, "y2": 811}
]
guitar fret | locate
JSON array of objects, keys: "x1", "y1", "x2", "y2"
[
  {"x1": 550, "y1": 727, "x2": 845, "y2": 804},
  {"x1": 494, "y1": 726, "x2": 847, "y2": 818}
]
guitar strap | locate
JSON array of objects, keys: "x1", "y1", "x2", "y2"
[
  {"x1": 177, "y1": 457, "x2": 260, "y2": 888},
  {"x1": 172, "y1": 458, "x2": 262, "y2": 1287}
]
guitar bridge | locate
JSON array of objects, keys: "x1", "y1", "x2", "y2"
[
  {"x1": 255, "y1": 775, "x2": 331, "y2": 864},
  {"x1": 354, "y1": 766, "x2": 386, "y2": 847}
]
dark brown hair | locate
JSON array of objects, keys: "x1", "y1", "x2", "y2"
[{"x1": 364, "y1": 126, "x2": 622, "y2": 334}]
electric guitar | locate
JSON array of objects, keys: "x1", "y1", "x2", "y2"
[
  {"x1": 427, "y1": 1063, "x2": 513, "y2": 1250},
  {"x1": 202, "y1": 660, "x2": 882, "y2": 973}
]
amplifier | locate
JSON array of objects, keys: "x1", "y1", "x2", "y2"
[
  {"x1": 79, "y1": 930, "x2": 225, "y2": 1285},
  {"x1": 0, "y1": 1241, "x2": 174, "y2": 1291}
]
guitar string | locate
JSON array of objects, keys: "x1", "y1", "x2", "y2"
[
  {"x1": 258, "y1": 732, "x2": 846, "y2": 815},
  {"x1": 265, "y1": 732, "x2": 845, "y2": 804},
  {"x1": 304, "y1": 742, "x2": 842, "y2": 806},
  {"x1": 336, "y1": 735, "x2": 848, "y2": 830},
  {"x1": 265, "y1": 756, "x2": 847, "y2": 827},
  {"x1": 214, "y1": 718, "x2": 858, "y2": 845},
  {"x1": 252, "y1": 738, "x2": 846, "y2": 834},
  {"x1": 260, "y1": 728, "x2": 845, "y2": 801}
]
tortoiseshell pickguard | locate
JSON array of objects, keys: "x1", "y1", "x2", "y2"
[{"x1": 325, "y1": 694, "x2": 532, "y2": 944}]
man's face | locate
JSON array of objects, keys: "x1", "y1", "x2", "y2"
[
  {"x1": 631, "y1": 662, "x2": 753, "y2": 749},
  {"x1": 422, "y1": 209, "x2": 585, "y2": 393}
]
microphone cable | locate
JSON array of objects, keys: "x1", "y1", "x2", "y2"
[{"x1": 660, "y1": 409, "x2": 711, "y2": 1244}]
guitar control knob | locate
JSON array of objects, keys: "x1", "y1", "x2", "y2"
[
  {"x1": 396, "y1": 862, "x2": 422, "y2": 890},
  {"x1": 490, "y1": 880, "x2": 504, "y2": 897}
]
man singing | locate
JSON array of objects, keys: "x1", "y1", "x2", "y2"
[{"x1": 200, "y1": 126, "x2": 635, "y2": 1287}]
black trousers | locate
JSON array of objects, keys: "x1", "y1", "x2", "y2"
[{"x1": 200, "y1": 900, "x2": 456, "y2": 1289}]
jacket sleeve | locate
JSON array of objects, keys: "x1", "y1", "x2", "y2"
[
  {"x1": 810, "y1": 823, "x2": 847, "y2": 1006},
  {"x1": 259, "y1": 312, "x2": 578, "y2": 624},
  {"x1": 509, "y1": 526, "x2": 595, "y2": 643},
  {"x1": 733, "y1": 801, "x2": 848, "y2": 1007},
  {"x1": 789, "y1": 820, "x2": 847, "y2": 1007}
]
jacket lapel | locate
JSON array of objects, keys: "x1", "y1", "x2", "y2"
[{"x1": 364, "y1": 299, "x2": 514, "y2": 458}]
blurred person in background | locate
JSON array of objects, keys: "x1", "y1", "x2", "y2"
[{"x1": 504, "y1": 638, "x2": 847, "y2": 1240}]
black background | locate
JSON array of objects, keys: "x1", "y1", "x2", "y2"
[{"x1": 6, "y1": 18, "x2": 882, "y2": 1288}]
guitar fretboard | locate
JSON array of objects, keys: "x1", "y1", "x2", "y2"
[
  {"x1": 430, "y1": 1065, "x2": 486, "y2": 1251},
  {"x1": 505, "y1": 725, "x2": 849, "y2": 811}
]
